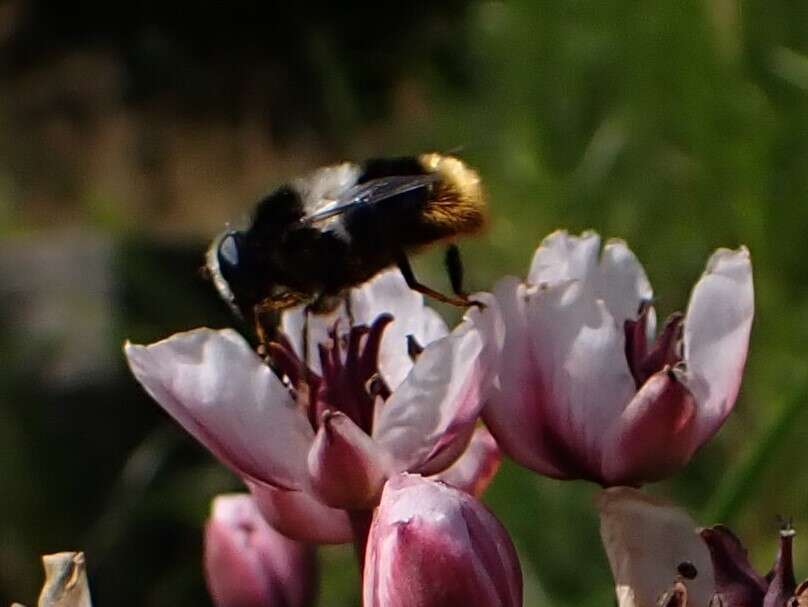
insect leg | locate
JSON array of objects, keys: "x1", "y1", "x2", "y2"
[
  {"x1": 344, "y1": 291, "x2": 354, "y2": 329},
  {"x1": 395, "y1": 251, "x2": 471, "y2": 308},
  {"x1": 302, "y1": 305, "x2": 311, "y2": 371},
  {"x1": 444, "y1": 244, "x2": 466, "y2": 297},
  {"x1": 253, "y1": 303, "x2": 278, "y2": 350}
]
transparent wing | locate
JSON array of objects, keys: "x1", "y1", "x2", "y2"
[{"x1": 303, "y1": 174, "x2": 439, "y2": 224}]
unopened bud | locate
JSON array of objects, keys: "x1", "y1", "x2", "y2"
[
  {"x1": 363, "y1": 474, "x2": 522, "y2": 607},
  {"x1": 204, "y1": 494, "x2": 316, "y2": 607}
]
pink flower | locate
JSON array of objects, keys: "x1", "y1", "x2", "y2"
[
  {"x1": 204, "y1": 493, "x2": 316, "y2": 607},
  {"x1": 125, "y1": 270, "x2": 499, "y2": 544},
  {"x1": 363, "y1": 473, "x2": 522, "y2": 607},
  {"x1": 476, "y1": 231, "x2": 754, "y2": 486}
]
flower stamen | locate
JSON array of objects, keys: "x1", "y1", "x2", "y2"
[
  {"x1": 625, "y1": 303, "x2": 684, "y2": 388},
  {"x1": 266, "y1": 314, "x2": 394, "y2": 435}
]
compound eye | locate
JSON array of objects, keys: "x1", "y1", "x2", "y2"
[
  {"x1": 207, "y1": 230, "x2": 257, "y2": 320},
  {"x1": 217, "y1": 232, "x2": 243, "y2": 274}
]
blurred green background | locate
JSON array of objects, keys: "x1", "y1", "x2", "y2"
[{"x1": 1, "y1": 1, "x2": 807, "y2": 605}]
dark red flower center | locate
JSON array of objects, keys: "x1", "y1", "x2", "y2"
[
  {"x1": 697, "y1": 523, "x2": 801, "y2": 607},
  {"x1": 624, "y1": 301, "x2": 684, "y2": 388},
  {"x1": 267, "y1": 314, "x2": 394, "y2": 435},
  {"x1": 658, "y1": 524, "x2": 804, "y2": 607}
]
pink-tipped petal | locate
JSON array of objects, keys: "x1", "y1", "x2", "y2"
[
  {"x1": 363, "y1": 474, "x2": 522, "y2": 607},
  {"x1": 306, "y1": 411, "x2": 393, "y2": 509},
  {"x1": 481, "y1": 277, "x2": 570, "y2": 479},
  {"x1": 433, "y1": 426, "x2": 501, "y2": 498},
  {"x1": 204, "y1": 494, "x2": 316, "y2": 607},
  {"x1": 373, "y1": 318, "x2": 492, "y2": 474},
  {"x1": 248, "y1": 481, "x2": 353, "y2": 545},
  {"x1": 411, "y1": 298, "x2": 501, "y2": 476},
  {"x1": 414, "y1": 424, "x2": 476, "y2": 477},
  {"x1": 124, "y1": 329, "x2": 313, "y2": 490},
  {"x1": 523, "y1": 281, "x2": 636, "y2": 478},
  {"x1": 598, "y1": 487, "x2": 715, "y2": 607},
  {"x1": 601, "y1": 370, "x2": 697, "y2": 486},
  {"x1": 683, "y1": 247, "x2": 754, "y2": 444}
]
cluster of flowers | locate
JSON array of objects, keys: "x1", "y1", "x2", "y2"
[{"x1": 126, "y1": 230, "x2": 770, "y2": 607}]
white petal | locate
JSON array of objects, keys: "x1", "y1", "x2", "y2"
[
  {"x1": 372, "y1": 318, "x2": 491, "y2": 473},
  {"x1": 598, "y1": 487, "x2": 715, "y2": 607},
  {"x1": 125, "y1": 328, "x2": 313, "y2": 489},
  {"x1": 527, "y1": 230, "x2": 601, "y2": 286},
  {"x1": 279, "y1": 269, "x2": 447, "y2": 389},
  {"x1": 529, "y1": 231, "x2": 651, "y2": 324},
  {"x1": 683, "y1": 247, "x2": 754, "y2": 444},
  {"x1": 281, "y1": 302, "x2": 345, "y2": 375},
  {"x1": 350, "y1": 268, "x2": 449, "y2": 390},
  {"x1": 597, "y1": 239, "x2": 653, "y2": 324},
  {"x1": 524, "y1": 281, "x2": 636, "y2": 476}
]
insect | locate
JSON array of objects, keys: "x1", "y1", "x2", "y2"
[{"x1": 206, "y1": 153, "x2": 487, "y2": 340}]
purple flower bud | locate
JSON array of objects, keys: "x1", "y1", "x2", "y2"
[
  {"x1": 700, "y1": 525, "x2": 767, "y2": 607},
  {"x1": 204, "y1": 494, "x2": 316, "y2": 607},
  {"x1": 306, "y1": 410, "x2": 393, "y2": 509},
  {"x1": 363, "y1": 474, "x2": 522, "y2": 607},
  {"x1": 701, "y1": 523, "x2": 801, "y2": 607}
]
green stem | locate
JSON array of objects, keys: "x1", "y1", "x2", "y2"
[{"x1": 349, "y1": 509, "x2": 374, "y2": 574}]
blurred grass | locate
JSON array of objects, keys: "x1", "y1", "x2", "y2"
[
  {"x1": 702, "y1": 369, "x2": 808, "y2": 524},
  {"x1": 2, "y1": 0, "x2": 808, "y2": 605}
]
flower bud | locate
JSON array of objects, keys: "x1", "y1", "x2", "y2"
[
  {"x1": 306, "y1": 410, "x2": 393, "y2": 509},
  {"x1": 700, "y1": 523, "x2": 803, "y2": 607},
  {"x1": 363, "y1": 473, "x2": 522, "y2": 607},
  {"x1": 204, "y1": 494, "x2": 316, "y2": 607}
]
